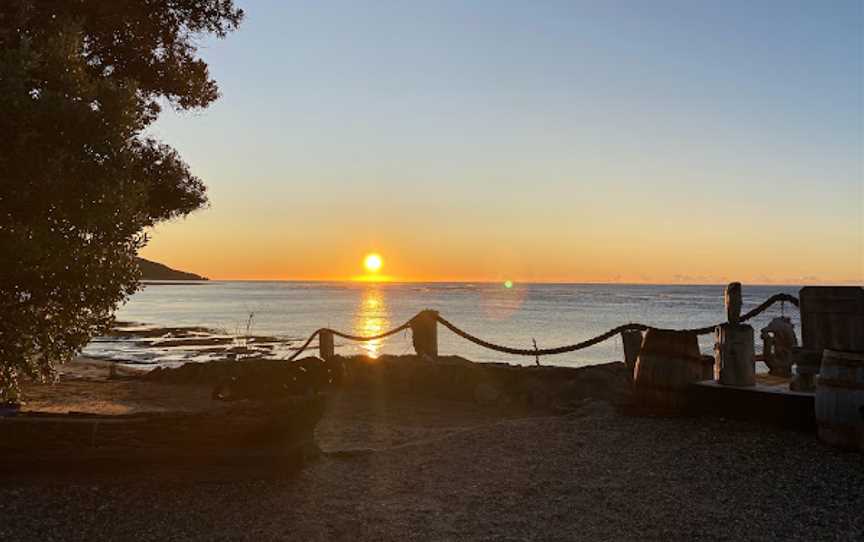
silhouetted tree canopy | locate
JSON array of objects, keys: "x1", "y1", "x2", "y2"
[{"x1": 0, "y1": 1, "x2": 243, "y2": 400}]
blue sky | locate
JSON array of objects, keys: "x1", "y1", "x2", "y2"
[{"x1": 145, "y1": 0, "x2": 862, "y2": 283}]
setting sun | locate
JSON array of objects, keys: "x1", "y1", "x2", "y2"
[{"x1": 364, "y1": 253, "x2": 383, "y2": 273}]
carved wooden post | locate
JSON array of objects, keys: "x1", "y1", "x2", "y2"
[
  {"x1": 411, "y1": 310, "x2": 438, "y2": 360},
  {"x1": 318, "y1": 329, "x2": 334, "y2": 360},
  {"x1": 761, "y1": 317, "x2": 797, "y2": 377},
  {"x1": 715, "y1": 325, "x2": 755, "y2": 386},
  {"x1": 621, "y1": 329, "x2": 643, "y2": 380},
  {"x1": 725, "y1": 282, "x2": 742, "y2": 324},
  {"x1": 715, "y1": 282, "x2": 755, "y2": 386}
]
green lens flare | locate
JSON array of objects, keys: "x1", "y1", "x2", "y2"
[{"x1": 504, "y1": 280, "x2": 513, "y2": 289}]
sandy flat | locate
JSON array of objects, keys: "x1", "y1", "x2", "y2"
[{"x1": 19, "y1": 357, "x2": 215, "y2": 415}]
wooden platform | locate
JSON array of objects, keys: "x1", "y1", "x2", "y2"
[{"x1": 688, "y1": 376, "x2": 815, "y2": 431}]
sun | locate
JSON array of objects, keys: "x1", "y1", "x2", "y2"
[{"x1": 363, "y1": 253, "x2": 383, "y2": 273}]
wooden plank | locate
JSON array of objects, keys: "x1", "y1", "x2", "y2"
[{"x1": 689, "y1": 380, "x2": 815, "y2": 431}]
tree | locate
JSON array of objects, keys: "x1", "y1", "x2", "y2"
[{"x1": 0, "y1": 1, "x2": 243, "y2": 401}]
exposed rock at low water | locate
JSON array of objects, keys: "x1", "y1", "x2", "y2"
[
  {"x1": 144, "y1": 354, "x2": 630, "y2": 412},
  {"x1": 146, "y1": 357, "x2": 342, "y2": 400},
  {"x1": 338, "y1": 354, "x2": 630, "y2": 410}
]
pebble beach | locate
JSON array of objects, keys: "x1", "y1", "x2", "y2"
[{"x1": 2, "y1": 372, "x2": 863, "y2": 541}]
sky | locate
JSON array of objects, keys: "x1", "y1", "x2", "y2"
[{"x1": 142, "y1": 0, "x2": 863, "y2": 284}]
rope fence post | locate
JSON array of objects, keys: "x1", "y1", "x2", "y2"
[
  {"x1": 715, "y1": 282, "x2": 756, "y2": 386},
  {"x1": 411, "y1": 309, "x2": 438, "y2": 360},
  {"x1": 319, "y1": 329, "x2": 334, "y2": 360}
]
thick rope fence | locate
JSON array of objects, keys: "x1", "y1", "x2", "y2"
[
  {"x1": 285, "y1": 292, "x2": 799, "y2": 362},
  {"x1": 285, "y1": 322, "x2": 412, "y2": 361}
]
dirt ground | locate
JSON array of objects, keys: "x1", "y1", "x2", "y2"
[{"x1": 19, "y1": 358, "x2": 215, "y2": 415}]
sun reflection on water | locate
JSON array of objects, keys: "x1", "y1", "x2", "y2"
[{"x1": 353, "y1": 287, "x2": 390, "y2": 358}]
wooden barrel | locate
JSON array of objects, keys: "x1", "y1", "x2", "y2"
[
  {"x1": 800, "y1": 287, "x2": 864, "y2": 353},
  {"x1": 815, "y1": 349, "x2": 864, "y2": 450},
  {"x1": 633, "y1": 329, "x2": 703, "y2": 411}
]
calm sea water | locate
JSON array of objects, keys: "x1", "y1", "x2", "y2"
[{"x1": 84, "y1": 281, "x2": 801, "y2": 368}]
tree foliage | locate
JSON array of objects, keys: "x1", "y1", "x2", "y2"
[{"x1": 0, "y1": 1, "x2": 243, "y2": 400}]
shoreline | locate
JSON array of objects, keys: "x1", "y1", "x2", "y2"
[{"x1": 90, "y1": 282, "x2": 809, "y2": 368}]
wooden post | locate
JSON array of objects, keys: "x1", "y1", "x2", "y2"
[
  {"x1": 715, "y1": 324, "x2": 755, "y2": 386},
  {"x1": 318, "y1": 329, "x2": 334, "y2": 360},
  {"x1": 621, "y1": 329, "x2": 643, "y2": 380},
  {"x1": 411, "y1": 310, "x2": 438, "y2": 360},
  {"x1": 725, "y1": 282, "x2": 742, "y2": 325},
  {"x1": 715, "y1": 282, "x2": 755, "y2": 386}
]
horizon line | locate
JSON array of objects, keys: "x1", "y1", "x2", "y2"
[{"x1": 143, "y1": 278, "x2": 863, "y2": 288}]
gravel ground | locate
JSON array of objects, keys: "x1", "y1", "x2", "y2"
[{"x1": 1, "y1": 391, "x2": 862, "y2": 541}]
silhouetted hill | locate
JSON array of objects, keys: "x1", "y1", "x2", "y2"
[{"x1": 136, "y1": 257, "x2": 207, "y2": 281}]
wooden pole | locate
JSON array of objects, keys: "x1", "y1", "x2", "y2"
[
  {"x1": 621, "y1": 329, "x2": 643, "y2": 380},
  {"x1": 725, "y1": 282, "x2": 742, "y2": 325},
  {"x1": 411, "y1": 310, "x2": 439, "y2": 360},
  {"x1": 318, "y1": 329, "x2": 334, "y2": 360},
  {"x1": 715, "y1": 324, "x2": 755, "y2": 386},
  {"x1": 715, "y1": 282, "x2": 755, "y2": 386}
]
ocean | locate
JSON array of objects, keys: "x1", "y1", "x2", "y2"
[{"x1": 84, "y1": 281, "x2": 801, "y2": 368}]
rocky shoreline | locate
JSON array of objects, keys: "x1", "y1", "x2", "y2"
[{"x1": 144, "y1": 354, "x2": 630, "y2": 410}]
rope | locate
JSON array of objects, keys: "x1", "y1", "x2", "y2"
[
  {"x1": 284, "y1": 320, "x2": 414, "y2": 361},
  {"x1": 739, "y1": 292, "x2": 798, "y2": 322},
  {"x1": 438, "y1": 317, "x2": 649, "y2": 356},
  {"x1": 285, "y1": 329, "x2": 320, "y2": 362},
  {"x1": 283, "y1": 292, "x2": 800, "y2": 361},
  {"x1": 436, "y1": 292, "x2": 799, "y2": 357},
  {"x1": 327, "y1": 322, "x2": 413, "y2": 342}
]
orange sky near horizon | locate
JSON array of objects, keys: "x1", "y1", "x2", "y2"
[{"x1": 140, "y1": 199, "x2": 862, "y2": 285}]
